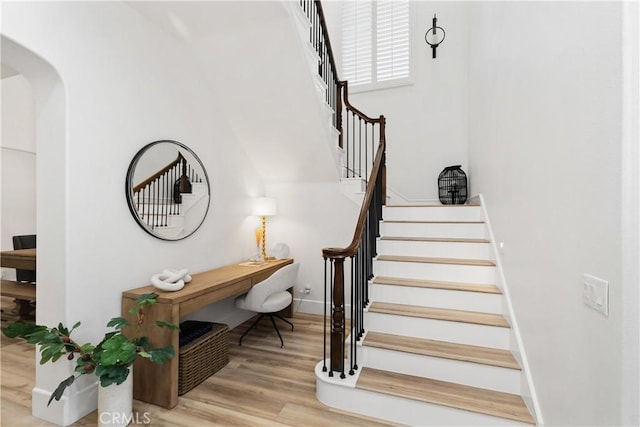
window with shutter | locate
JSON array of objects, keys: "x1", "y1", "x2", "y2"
[{"x1": 342, "y1": 0, "x2": 410, "y2": 89}]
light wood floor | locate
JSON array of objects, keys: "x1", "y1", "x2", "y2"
[{"x1": 1, "y1": 297, "x2": 395, "y2": 427}]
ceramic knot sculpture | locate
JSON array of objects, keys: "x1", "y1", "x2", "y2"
[{"x1": 151, "y1": 268, "x2": 192, "y2": 292}]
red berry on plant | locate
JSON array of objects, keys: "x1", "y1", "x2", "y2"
[
  {"x1": 67, "y1": 353, "x2": 74, "y2": 360},
  {"x1": 62, "y1": 337, "x2": 71, "y2": 343},
  {"x1": 84, "y1": 364, "x2": 94, "y2": 372}
]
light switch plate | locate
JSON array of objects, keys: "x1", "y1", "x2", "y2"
[{"x1": 583, "y1": 273, "x2": 609, "y2": 316}]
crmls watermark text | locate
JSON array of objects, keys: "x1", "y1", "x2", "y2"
[{"x1": 99, "y1": 412, "x2": 151, "y2": 425}]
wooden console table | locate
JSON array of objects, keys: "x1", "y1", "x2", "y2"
[{"x1": 121, "y1": 258, "x2": 293, "y2": 409}]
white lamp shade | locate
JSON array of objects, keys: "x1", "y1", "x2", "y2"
[{"x1": 253, "y1": 197, "x2": 277, "y2": 216}]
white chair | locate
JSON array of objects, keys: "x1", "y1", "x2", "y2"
[{"x1": 235, "y1": 263, "x2": 300, "y2": 348}]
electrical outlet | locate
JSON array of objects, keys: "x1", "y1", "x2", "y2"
[{"x1": 583, "y1": 274, "x2": 609, "y2": 316}]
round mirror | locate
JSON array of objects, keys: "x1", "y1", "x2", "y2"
[{"x1": 125, "y1": 140, "x2": 210, "y2": 240}]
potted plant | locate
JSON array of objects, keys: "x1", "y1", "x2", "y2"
[{"x1": 1, "y1": 292, "x2": 176, "y2": 421}]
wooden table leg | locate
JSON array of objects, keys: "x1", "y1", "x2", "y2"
[{"x1": 122, "y1": 297, "x2": 179, "y2": 409}]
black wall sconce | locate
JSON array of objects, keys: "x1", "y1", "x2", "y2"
[{"x1": 425, "y1": 14, "x2": 445, "y2": 58}]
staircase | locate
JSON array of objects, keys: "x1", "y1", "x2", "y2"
[{"x1": 316, "y1": 204, "x2": 537, "y2": 426}]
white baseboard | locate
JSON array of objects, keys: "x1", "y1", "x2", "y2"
[
  {"x1": 32, "y1": 380, "x2": 98, "y2": 426},
  {"x1": 476, "y1": 193, "x2": 543, "y2": 425}
]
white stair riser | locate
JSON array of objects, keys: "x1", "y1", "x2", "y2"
[
  {"x1": 381, "y1": 221, "x2": 487, "y2": 239},
  {"x1": 316, "y1": 364, "x2": 527, "y2": 426},
  {"x1": 383, "y1": 206, "x2": 482, "y2": 222},
  {"x1": 370, "y1": 283, "x2": 502, "y2": 314},
  {"x1": 358, "y1": 345, "x2": 521, "y2": 394},
  {"x1": 365, "y1": 311, "x2": 510, "y2": 349},
  {"x1": 374, "y1": 260, "x2": 496, "y2": 284},
  {"x1": 377, "y1": 239, "x2": 491, "y2": 259}
]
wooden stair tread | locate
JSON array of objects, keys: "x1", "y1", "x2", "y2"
[
  {"x1": 373, "y1": 276, "x2": 501, "y2": 294},
  {"x1": 368, "y1": 302, "x2": 510, "y2": 328},
  {"x1": 381, "y1": 236, "x2": 490, "y2": 244},
  {"x1": 357, "y1": 367, "x2": 535, "y2": 425},
  {"x1": 377, "y1": 254, "x2": 496, "y2": 267},
  {"x1": 363, "y1": 331, "x2": 520, "y2": 370}
]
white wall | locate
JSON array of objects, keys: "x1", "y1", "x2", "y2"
[
  {"x1": 323, "y1": 1, "x2": 470, "y2": 201},
  {"x1": 265, "y1": 181, "x2": 359, "y2": 315},
  {"x1": 467, "y1": 2, "x2": 632, "y2": 425},
  {"x1": 1, "y1": 74, "x2": 36, "y2": 281},
  {"x1": 2, "y1": 2, "x2": 264, "y2": 425}
]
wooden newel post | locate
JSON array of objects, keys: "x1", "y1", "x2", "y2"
[
  {"x1": 331, "y1": 257, "x2": 345, "y2": 375},
  {"x1": 179, "y1": 157, "x2": 192, "y2": 194}
]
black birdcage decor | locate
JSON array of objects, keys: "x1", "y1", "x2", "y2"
[{"x1": 438, "y1": 165, "x2": 468, "y2": 205}]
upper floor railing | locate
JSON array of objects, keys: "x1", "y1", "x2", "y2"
[{"x1": 298, "y1": 0, "x2": 387, "y2": 379}]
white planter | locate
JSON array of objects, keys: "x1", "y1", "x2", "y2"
[{"x1": 98, "y1": 368, "x2": 133, "y2": 427}]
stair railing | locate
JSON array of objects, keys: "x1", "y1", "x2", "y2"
[
  {"x1": 322, "y1": 128, "x2": 385, "y2": 378},
  {"x1": 298, "y1": 0, "x2": 387, "y2": 379},
  {"x1": 132, "y1": 153, "x2": 202, "y2": 230},
  {"x1": 300, "y1": 0, "x2": 341, "y2": 141}
]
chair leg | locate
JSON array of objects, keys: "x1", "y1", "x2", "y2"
[
  {"x1": 238, "y1": 314, "x2": 264, "y2": 346},
  {"x1": 274, "y1": 314, "x2": 294, "y2": 331},
  {"x1": 268, "y1": 315, "x2": 285, "y2": 348}
]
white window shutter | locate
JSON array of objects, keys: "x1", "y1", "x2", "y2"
[
  {"x1": 376, "y1": 0, "x2": 410, "y2": 82},
  {"x1": 342, "y1": 0, "x2": 409, "y2": 86},
  {"x1": 343, "y1": 0, "x2": 373, "y2": 85}
]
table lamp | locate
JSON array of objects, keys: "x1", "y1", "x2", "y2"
[{"x1": 253, "y1": 197, "x2": 277, "y2": 260}]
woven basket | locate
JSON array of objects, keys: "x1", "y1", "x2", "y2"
[{"x1": 178, "y1": 322, "x2": 229, "y2": 395}]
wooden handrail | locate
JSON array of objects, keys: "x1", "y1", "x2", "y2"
[
  {"x1": 339, "y1": 81, "x2": 383, "y2": 124},
  {"x1": 322, "y1": 124, "x2": 385, "y2": 259},
  {"x1": 132, "y1": 153, "x2": 184, "y2": 194}
]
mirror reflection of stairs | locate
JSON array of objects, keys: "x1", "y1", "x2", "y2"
[{"x1": 132, "y1": 154, "x2": 205, "y2": 239}]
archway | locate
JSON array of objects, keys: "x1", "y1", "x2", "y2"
[{"x1": 1, "y1": 36, "x2": 76, "y2": 426}]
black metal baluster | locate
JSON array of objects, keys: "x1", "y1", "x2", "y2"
[
  {"x1": 359, "y1": 117, "x2": 363, "y2": 178},
  {"x1": 349, "y1": 255, "x2": 355, "y2": 375},
  {"x1": 357, "y1": 229, "x2": 369, "y2": 341},
  {"x1": 352, "y1": 113, "x2": 356, "y2": 177},
  {"x1": 140, "y1": 188, "x2": 145, "y2": 222},
  {"x1": 155, "y1": 180, "x2": 159, "y2": 227},
  {"x1": 371, "y1": 123, "x2": 375, "y2": 180},
  {"x1": 365, "y1": 121, "x2": 369, "y2": 179},
  {"x1": 345, "y1": 111, "x2": 350, "y2": 177},
  {"x1": 323, "y1": 257, "x2": 328, "y2": 372},
  {"x1": 328, "y1": 258, "x2": 334, "y2": 377},
  {"x1": 162, "y1": 172, "x2": 166, "y2": 227},
  {"x1": 149, "y1": 182, "x2": 154, "y2": 229},
  {"x1": 164, "y1": 171, "x2": 168, "y2": 226}
]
